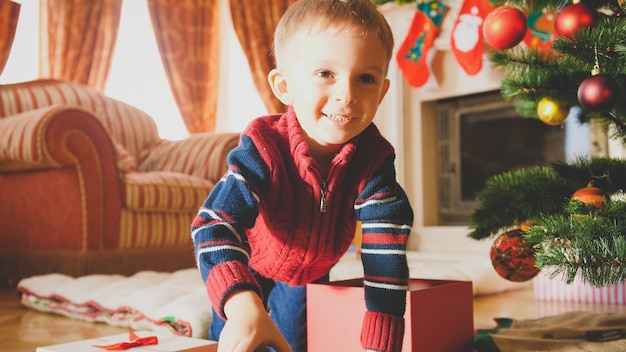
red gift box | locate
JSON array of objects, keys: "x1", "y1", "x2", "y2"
[{"x1": 307, "y1": 278, "x2": 474, "y2": 352}]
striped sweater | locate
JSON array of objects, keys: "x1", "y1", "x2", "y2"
[{"x1": 191, "y1": 108, "x2": 413, "y2": 352}]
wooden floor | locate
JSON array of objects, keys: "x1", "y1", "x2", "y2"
[{"x1": 2, "y1": 286, "x2": 626, "y2": 351}]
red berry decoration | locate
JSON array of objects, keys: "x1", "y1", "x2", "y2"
[
  {"x1": 571, "y1": 185, "x2": 607, "y2": 207},
  {"x1": 483, "y1": 6, "x2": 528, "y2": 50},
  {"x1": 577, "y1": 69, "x2": 620, "y2": 112},
  {"x1": 554, "y1": 2, "x2": 598, "y2": 39},
  {"x1": 490, "y1": 229, "x2": 540, "y2": 282}
]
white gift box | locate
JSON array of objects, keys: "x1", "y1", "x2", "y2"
[
  {"x1": 36, "y1": 331, "x2": 217, "y2": 352},
  {"x1": 534, "y1": 270, "x2": 626, "y2": 304}
]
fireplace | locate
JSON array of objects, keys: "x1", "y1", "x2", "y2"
[{"x1": 436, "y1": 91, "x2": 566, "y2": 225}]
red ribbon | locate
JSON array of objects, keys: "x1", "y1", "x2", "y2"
[{"x1": 93, "y1": 331, "x2": 159, "y2": 350}]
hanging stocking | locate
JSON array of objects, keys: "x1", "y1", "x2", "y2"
[
  {"x1": 523, "y1": 8, "x2": 556, "y2": 51},
  {"x1": 450, "y1": 0, "x2": 494, "y2": 76},
  {"x1": 396, "y1": 1, "x2": 447, "y2": 87}
]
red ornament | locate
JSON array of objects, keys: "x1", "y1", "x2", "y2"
[
  {"x1": 571, "y1": 186, "x2": 607, "y2": 207},
  {"x1": 483, "y1": 6, "x2": 528, "y2": 50},
  {"x1": 577, "y1": 73, "x2": 620, "y2": 112},
  {"x1": 554, "y1": 2, "x2": 598, "y2": 40},
  {"x1": 490, "y1": 229, "x2": 540, "y2": 282}
]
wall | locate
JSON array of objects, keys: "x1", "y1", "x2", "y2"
[{"x1": 379, "y1": 1, "x2": 502, "y2": 255}]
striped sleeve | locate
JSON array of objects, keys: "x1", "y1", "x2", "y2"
[
  {"x1": 355, "y1": 155, "x2": 413, "y2": 352},
  {"x1": 190, "y1": 135, "x2": 269, "y2": 318}
]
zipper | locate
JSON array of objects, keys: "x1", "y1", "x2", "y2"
[{"x1": 320, "y1": 180, "x2": 328, "y2": 213}]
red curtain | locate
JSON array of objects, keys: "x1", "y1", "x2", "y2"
[
  {"x1": 229, "y1": 0, "x2": 295, "y2": 114},
  {"x1": 39, "y1": 0, "x2": 122, "y2": 90},
  {"x1": 147, "y1": 0, "x2": 221, "y2": 133},
  {"x1": 0, "y1": 0, "x2": 20, "y2": 77}
]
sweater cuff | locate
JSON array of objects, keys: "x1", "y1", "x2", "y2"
[
  {"x1": 206, "y1": 261, "x2": 262, "y2": 320},
  {"x1": 360, "y1": 311, "x2": 405, "y2": 352}
]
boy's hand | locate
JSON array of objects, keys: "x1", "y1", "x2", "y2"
[{"x1": 218, "y1": 290, "x2": 292, "y2": 352}]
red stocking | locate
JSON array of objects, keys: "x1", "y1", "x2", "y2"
[
  {"x1": 450, "y1": 0, "x2": 494, "y2": 76},
  {"x1": 396, "y1": 10, "x2": 438, "y2": 87}
]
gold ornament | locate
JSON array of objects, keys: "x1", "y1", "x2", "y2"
[{"x1": 537, "y1": 97, "x2": 569, "y2": 126}]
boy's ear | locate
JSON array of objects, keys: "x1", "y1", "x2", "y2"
[
  {"x1": 379, "y1": 78, "x2": 391, "y2": 104},
  {"x1": 268, "y1": 69, "x2": 293, "y2": 105}
]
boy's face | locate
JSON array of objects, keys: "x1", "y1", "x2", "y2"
[{"x1": 269, "y1": 28, "x2": 390, "y2": 152}]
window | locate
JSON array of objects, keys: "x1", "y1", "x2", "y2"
[{"x1": 1, "y1": 0, "x2": 267, "y2": 140}]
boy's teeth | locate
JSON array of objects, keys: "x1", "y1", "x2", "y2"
[{"x1": 328, "y1": 114, "x2": 350, "y2": 122}]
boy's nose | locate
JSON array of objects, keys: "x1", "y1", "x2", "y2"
[{"x1": 333, "y1": 81, "x2": 356, "y2": 104}]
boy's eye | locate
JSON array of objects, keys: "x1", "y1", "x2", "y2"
[
  {"x1": 358, "y1": 74, "x2": 376, "y2": 84},
  {"x1": 315, "y1": 70, "x2": 333, "y2": 79}
]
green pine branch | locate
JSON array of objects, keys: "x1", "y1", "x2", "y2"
[
  {"x1": 469, "y1": 157, "x2": 626, "y2": 240},
  {"x1": 470, "y1": 158, "x2": 626, "y2": 286},
  {"x1": 551, "y1": 156, "x2": 626, "y2": 193},
  {"x1": 524, "y1": 206, "x2": 626, "y2": 286},
  {"x1": 468, "y1": 167, "x2": 573, "y2": 240}
]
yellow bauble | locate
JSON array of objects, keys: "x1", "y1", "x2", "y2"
[
  {"x1": 520, "y1": 220, "x2": 536, "y2": 232},
  {"x1": 537, "y1": 97, "x2": 569, "y2": 126}
]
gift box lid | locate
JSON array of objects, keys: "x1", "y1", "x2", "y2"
[{"x1": 36, "y1": 331, "x2": 217, "y2": 352}]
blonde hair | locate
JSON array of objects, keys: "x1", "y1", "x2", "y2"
[{"x1": 273, "y1": 0, "x2": 394, "y2": 73}]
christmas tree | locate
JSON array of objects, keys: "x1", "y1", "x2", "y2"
[{"x1": 468, "y1": 0, "x2": 626, "y2": 287}]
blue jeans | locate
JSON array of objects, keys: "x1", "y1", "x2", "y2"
[{"x1": 209, "y1": 272, "x2": 328, "y2": 351}]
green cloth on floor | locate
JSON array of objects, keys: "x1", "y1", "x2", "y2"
[
  {"x1": 474, "y1": 318, "x2": 513, "y2": 352},
  {"x1": 474, "y1": 311, "x2": 626, "y2": 352}
]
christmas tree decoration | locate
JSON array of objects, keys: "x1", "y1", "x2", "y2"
[
  {"x1": 554, "y1": 1, "x2": 599, "y2": 39},
  {"x1": 490, "y1": 229, "x2": 541, "y2": 282},
  {"x1": 483, "y1": 6, "x2": 528, "y2": 50},
  {"x1": 537, "y1": 96, "x2": 569, "y2": 126},
  {"x1": 457, "y1": 0, "x2": 626, "y2": 288},
  {"x1": 471, "y1": 156, "x2": 626, "y2": 287},
  {"x1": 450, "y1": 0, "x2": 494, "y2": 75},
  {"x1": 577, "y1": 65, "x2": 620, "y2": 112},
  {"x1": 571, "y1": 185, "x2": 607, "y2": 208},
  {"x1": 396, "y1": 1, "x2": 447, "y2": 87},
  {"x1": 469, "y1": 166, "x2": 572, "y2": 241},
  {"x1": 520, "y1": 219, "x2": 536, "y2": 232},
  {"x1": 523, "y1": 7, "x2": 556, "y2": 50}
]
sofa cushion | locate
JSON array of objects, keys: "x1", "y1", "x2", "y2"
[
  {"x1": 138, "y1": 132, "x2": 239, "y2": 182},
  {"x1": 113, "y1": 141, "x2": 137, "y2": 172},
  {"x1": 124, "y1": 171, "x2": 213, "y2": 212}
]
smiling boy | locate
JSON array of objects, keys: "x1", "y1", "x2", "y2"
[{"x1": 191, "y1": 1, "x2": 413, "y2": 351}]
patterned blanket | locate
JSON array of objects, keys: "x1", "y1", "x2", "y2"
[{"x1": 18, "y1": 269, "x2": 210, "y2": 338}]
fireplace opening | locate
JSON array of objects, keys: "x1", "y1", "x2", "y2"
[{"x1": 436, "y1": 91, "x2": 567, "y2": 225}]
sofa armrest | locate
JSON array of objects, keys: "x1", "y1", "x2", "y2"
[
  {"x1": 0, "y1": 105, "x2": 65, "y2": 171},
  {"x1": 0, "y1": 105, "x2": 123, "y2": 250},
  {"x1": 0, "y1": 105, "x2": 119, "y2": 172},
  {"x1": 139, "y1": 132, "x2": 240, "y2": 183}
]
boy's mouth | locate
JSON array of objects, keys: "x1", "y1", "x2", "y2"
[{"x1": 325, "y1": 114, "x2": 352, "y2": 122}]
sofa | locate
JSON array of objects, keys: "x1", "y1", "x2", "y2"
[{"x1": 0, "y1": 79, "x2": 240, "y2": 287}]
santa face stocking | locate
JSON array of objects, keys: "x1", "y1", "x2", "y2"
[
  {"x1": 450, "y1": 0, "x2": 494, "y2": 76},
  {"x1": 396, "y1": 1, "x2": 447, "y2": 87}
]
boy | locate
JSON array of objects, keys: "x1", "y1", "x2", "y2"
[{"x1": 191, "y1": 0, "x2": 413, "y2": 351}]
